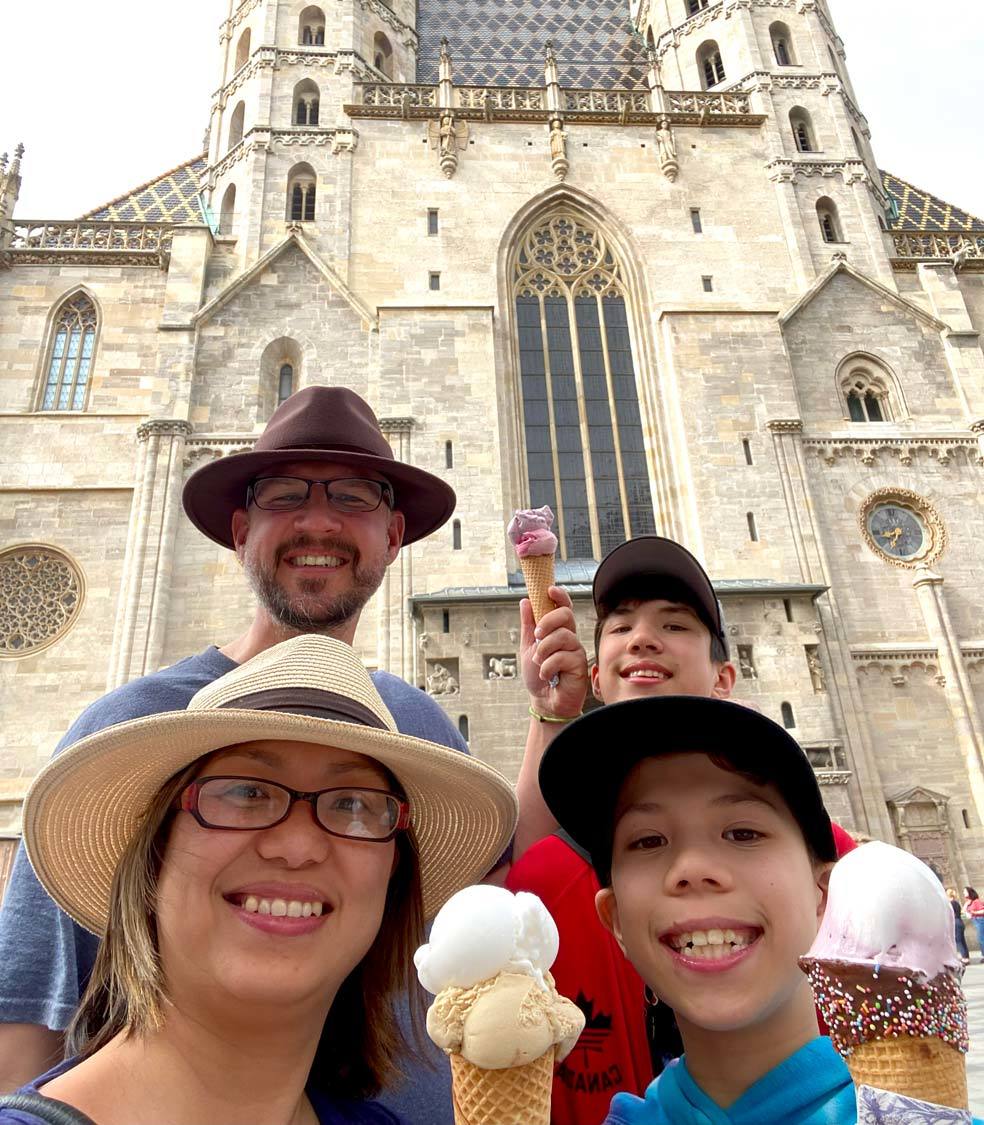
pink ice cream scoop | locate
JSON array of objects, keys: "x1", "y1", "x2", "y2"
[{"x1": 507, "y1": 506, "x2": 558, "y2": 559}]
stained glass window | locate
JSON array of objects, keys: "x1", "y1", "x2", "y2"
[
  {"x1": 513, "y1": 213, "x2": 656, "y2": 561},
  {"x1": 41, "y1": 294, "x2": 97, "y2": 411}
]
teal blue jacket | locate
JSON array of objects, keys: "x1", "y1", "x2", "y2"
[{"x1": 602, "y1": 1036, "x2": 978, "y2": 1125}]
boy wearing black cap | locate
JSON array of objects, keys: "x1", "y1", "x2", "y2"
[
  {"x1": 539, "y1": 697, "x2": 854, "y2": 1124},
  {"x1": 510, "y1": 537, "x2": 856, "y2": 1124}
]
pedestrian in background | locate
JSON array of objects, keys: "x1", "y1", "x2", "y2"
[
  {"x1": 965, "y1": 886, "x2": 984, "y2": 963},
  {"x1": 948, "y1": 887, "x2": 971, "y2": 963}
]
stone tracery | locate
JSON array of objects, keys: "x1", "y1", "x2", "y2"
[{"x1": 0, "y1": 546, "x2": 84, "y2": 656}]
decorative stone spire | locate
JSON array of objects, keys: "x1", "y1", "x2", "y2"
[
  {"x1": 0, "y1": 142, "x2": 24, "y2": 228},
  {"x1": 438, "y1": 37, "x2": 454, "y2": 109},
  {"x1": 646, "y1": 48, "x2": 666, "y2": 114},
  {"x1": 544, "y1": 44, "x2": 568, "y2": 182}
]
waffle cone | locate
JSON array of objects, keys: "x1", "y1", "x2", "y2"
[
  {"x1": 519, "y1": 554, "x2": 556, "y2": 624},
  {"x1": 449, "y1": 1048, "x2": 555, "y2": 1125},
  {"x1": 848, "y1": 1036, "x2": 968, "y2": 1109}
]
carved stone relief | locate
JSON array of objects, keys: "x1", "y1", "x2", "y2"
[
  {"x1": 485, "y1": 655, "x2": 517, "y2": 681},
  {"x1": 426, "y1": 658, "x2": 459, "y2": 695}
]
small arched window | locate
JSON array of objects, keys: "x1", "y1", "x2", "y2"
[
  {"x1": 299, "y1": 6, "x2": 326, "y2": 46},
  {"x1": 234, "y1": 28, "x2": 251, "y2": 72},
  {"x1": 458, "y1": 715, "x2": 470, "y2": 742},
  {"x1": 452, "y1": 519, "x2": 462, "y2": 550},
  {"x1": 816, "y1": 197, "x2": 843, "y2": 243},
  {"x1": 445, "y1": 440, "x2": 453, "y2": 469},
  {"x1": 278, "y1": 363, "x2": 295, "y2": 406},
  {"x1": 770, "y1": 22, "x2": 794, "y2": 66},
  {"x1": 292, "y1": 79, "x2": 320, "y2": 126},
  {"x1": 781, "y1": 702, "x2": 795, "y2": 729},
  {"x1": 286, "y1": 163, "x2": 317, "y2": 222},
  {"x1": 228, "y1": 101, "x2": 245, "y2": 151},
  {"x1": 842, "y1": 368, "x2": 892, "y2": 423},
  {"x1": 40, "y1": 292, "x2": 98, "y2": 411},
  {"x1": 373, "y1": 31, "x2": 393, "y2": 77},
  {"x1": 697, "y1": 41, "x2": 725, "y2": 89},
  {"x1": 219, "y1": 183, "x2": 237, "y2": 234},
  {"x1": 789, "y1": 107, "x2": 817, "y2": 153}
]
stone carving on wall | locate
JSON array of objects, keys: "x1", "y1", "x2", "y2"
[
  {"x1": 656, "y1": 116, "x2": 678, "y2": 182},
  {"x1": 549, "y1": 118, "x2": 569, "y2": 182},
  {"x1": 806, "y1": 645, "x2": 826, "y2": 693},
  {"x1": 737, "y1": 645, "x2": 757, "y2": 679},
  {"x1": 429, "y1": 114, "x2": 467, "y2": 179},
  {"x1": 804, "y1": 436, "x2": 980, "y2": 469},
  {"x1": 0, "y1": 545, "x2": 85, "y2": 657},
  {"x1": 486, "y1": 655, "x2": 517, "y2": 681},
  {"x1": 426, "y1": 659, "x2": 459, "y2": 695}
]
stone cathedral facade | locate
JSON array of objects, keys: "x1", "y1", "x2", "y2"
[{"x1": 2, "y1": 0, "x2": 984, "y2": 897}]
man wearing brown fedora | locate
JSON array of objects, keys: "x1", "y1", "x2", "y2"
[{"x1": 0, "y1": 386, "x2": 584, "y2": 1124}]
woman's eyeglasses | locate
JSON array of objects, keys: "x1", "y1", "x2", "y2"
[{"x1": 178, "y1": 776, "x2": 410, "y2": 842}]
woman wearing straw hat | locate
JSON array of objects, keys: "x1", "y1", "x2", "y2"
[{"x1": 0, "y1": 635, "x2": 517, "y2": 1125}]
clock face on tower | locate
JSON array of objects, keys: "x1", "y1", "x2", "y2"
[{"x1": 867, "y1": 504, "x2": 926, "y2": 560}]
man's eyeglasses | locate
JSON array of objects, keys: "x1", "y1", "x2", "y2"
[
  {"x1": 178, "y1": 776, "x2": 410, "y2": 842},
  {"x1": 248, "y1": 476, "x2": 394, "y2": 514}
]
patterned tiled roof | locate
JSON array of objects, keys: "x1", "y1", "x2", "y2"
[
  {"x1": 883, "y1": 171, "x2": 984, "y2": 232},
  {"x1": 417, "y1": 0, "x2": 647, "y2": 89},
  {"x1": 82, "y1": 155, "x2": 207, "y2": 222}
]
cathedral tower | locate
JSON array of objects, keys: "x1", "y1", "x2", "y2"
[
  {"x1": 633, "y1": 0, "x2": 892, "y2": 286},
  {"x1": 202, "y1": 0, "x2": 417, "y2": 267}
]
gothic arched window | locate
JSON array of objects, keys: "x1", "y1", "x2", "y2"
[
  {"x1": 373, "y1": 32, "x2": 393, "y2": 76},
  {"x1": 299, "y1": 6, "x2": 326, "y2": 46},
  {"x1": 790, "y1": 107, "x2": 817, "y2": 153},
  {"x1": 287, "y1": 163, "x2": 317, "y2": 222},
  {"x1": 234, "y1": 28, "x2": 251, "y2": 72},
  {"x1": 697, "y1": 41, "x2": 726, "y2": 89},
  {"x1": 40, "y1": 293, "x2": 98, "y2": 411},
  {"x1": 278, "y1": 363, "x2": 295, "y2": 406},
  {"x1": 842, "y1": 368, "x2": 892, "y2": 423},
  {"x1": 513, "y1": 211, "x2": 656, "y2": 561},
  {"x1": 228, "y1": 101, "x2": 245, "y2": 151},
  {"x1": 219, "y1": 183, "x2": 237, "y2": 234},
  {"x1": 770, "y1": 22, "x2": 795, "y2": 66},
  {"x1": 293, "y1": 80, "x2": 320, "y2": 126},
  {"x1": 817, "y1": 197, "x2": 843, "y2": 243}
]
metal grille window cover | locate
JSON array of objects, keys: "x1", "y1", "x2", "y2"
[
  {"x1": 41, "y1": 294, "x2": 97, "y2": 411},
  {"x1": 514, "y1": 213, "x2": 655, "y2": 561},
  {"x1": 0, "y1": 546, "x2": 85, "y2": 657}
]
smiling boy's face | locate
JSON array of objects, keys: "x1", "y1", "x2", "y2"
[{"x1": 595, "y1": 753, "x2": 829, "y2": 1038}]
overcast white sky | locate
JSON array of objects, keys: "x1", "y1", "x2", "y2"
[{"x1": 2, "y1": 0, "x2": 982, "y2": 220}]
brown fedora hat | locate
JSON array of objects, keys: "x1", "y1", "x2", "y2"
[{"x1": 182, "y1": 387, "x2": 456, "y2": 548}]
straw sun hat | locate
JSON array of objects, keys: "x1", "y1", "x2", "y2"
[{"x1": 23, "y1": 636, "x2": 518, "y2": 933}]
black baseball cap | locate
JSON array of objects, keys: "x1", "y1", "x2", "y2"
[
  {"x1": 593, "y1": 537, "x2": 727, "y2": 653},
  {"x1": 539, "y1": 696, "x2": 837, "y2": 884}
]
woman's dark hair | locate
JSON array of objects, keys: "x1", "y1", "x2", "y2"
[{"x1": 966, "y1": 887, "x2": 979, "y2": 900}]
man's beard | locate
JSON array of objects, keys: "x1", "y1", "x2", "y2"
[{"x1": 243, "y1": 535, "x2": 388, "y2": 633}]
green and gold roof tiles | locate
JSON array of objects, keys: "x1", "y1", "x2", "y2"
[
  {"x1": 883, "y1": 171, "x2": 984, "y2": 232},
  {"x1": 82, "y1": 155, "x2": 207, "y2": 223}
]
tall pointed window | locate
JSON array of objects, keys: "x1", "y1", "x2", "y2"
[
  {"x1": 234, "y1": 28, "x2": 251, "y2": 72},
  {"x1": 278, "y1": 363, "x2": 295, "y2": 406},
  {"x1": 40, "y1": 293, "x2": 97, "y2": 411},
  {"x1": 770, "y1": 22, "x2": 795, "y2": 66},
  {"x1": 228, "y1": 101, "x2": 245, "y2": 151},
  {"x1": 817, "y1": 197, "x2": 843, "y2": 243},
  {"x1": 513, "y1": 211, "x2": 656, "y2": 560},
  {"x1": 293, "y1": 80, "x2": 320, "y2": 126},
  {"x1": 790, "y1": 108, "x2": 817, "y2": 153}
]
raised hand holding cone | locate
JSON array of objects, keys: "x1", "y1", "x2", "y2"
[{"x1": 507, "y1": 506, "x2": 559, "y2": 625}]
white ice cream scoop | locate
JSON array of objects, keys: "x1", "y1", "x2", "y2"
[{"x1": 414, "y1": 884, "x2": 560, "y2": 994}]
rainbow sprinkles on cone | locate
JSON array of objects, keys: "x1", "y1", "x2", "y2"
[{"x1": 800, "y1": 841, "x2": 970, "y2": 1111}]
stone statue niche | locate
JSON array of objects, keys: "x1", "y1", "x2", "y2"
[{"x1": 426, "y1": 658, "x2": 460, "y2": 696}]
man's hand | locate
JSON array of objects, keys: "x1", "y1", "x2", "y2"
[{"x1": 520, "y1": 586, "x2": 588, "y2": 721}]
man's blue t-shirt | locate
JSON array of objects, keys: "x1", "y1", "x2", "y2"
[
  {"x1": 602, "y1": 1035, "x2": 982, "y2": 1125},
  {"x1": 0, "y1": 1057, "x2": 401, "y2": 1124},
  {"x1": 0, "y1": 646, "x2": 467, "y2": 1125}
]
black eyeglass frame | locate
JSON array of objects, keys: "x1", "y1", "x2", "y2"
[
  {"x1": 177, "y1": 776, "x2": 411, "y2": 843},
  {"x1": 246, "y1": 476, "x2": 395, "y2": 514}
]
